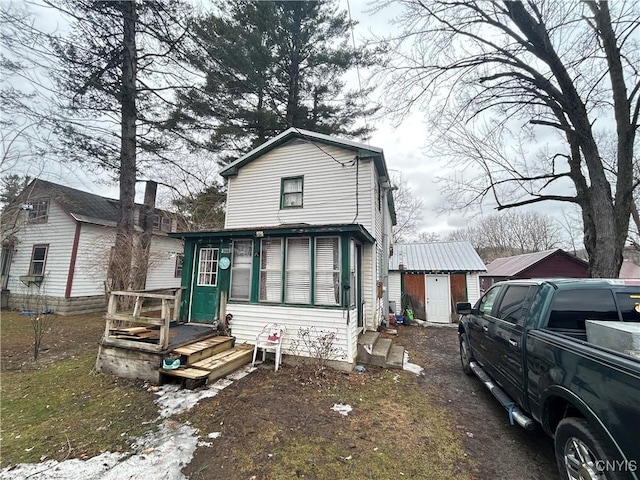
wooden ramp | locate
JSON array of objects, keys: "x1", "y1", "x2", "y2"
[{"x1": 160, "y1": 340, "x2": 253, "y2": 389}]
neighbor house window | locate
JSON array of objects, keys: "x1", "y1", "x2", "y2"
[
  {"x1": 260, "y1": 238, "x2": 282, "y2": 302},
  {"x1": 315, "y1": 237, "x2": 340, "y2": 305},
  {"x1": 29, "y1": 245, "x2": 48, "y2": 275},
  {"x1": 285, "y1": 237, "x2": 311, "y2": 303},
  {"x1": 230, "y1": 240, "x2": 253, "y2": 300},
  {"x1": 281, "y1": 176, "x2": 303, "y2": 208},
  {"x1": 197, "y1": 248, "x2": 219, "y2": 286},
  {"x1": 28, "y1": 200, "x2": 49, "y2": 224},
  {"x1": 153, "y1": 214, "x2": 172, "y2": 232},
  {"x1": 174, "y1": 253, "x2": 184, "y2": 278}
]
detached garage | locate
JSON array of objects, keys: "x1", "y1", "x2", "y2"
[{"x1": 389, "y1": 242, "x2": 486, "y2": 324}]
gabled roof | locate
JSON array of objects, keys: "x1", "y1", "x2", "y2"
[
  {"x1": 482, "y1": 248, "x2": 588, "y2": 277},
  {"x1": 219, "y1": 127, "x2": 389, "y2": 180},
  {"x1": 18, "y1": 178, "x2": 120, "y2": 226},
  {"x1": 389, "y1": 241, "x2": 486, "y2": 273},
  {"x1": 16, "y1": 178, "x2": 171, "y2": 228}
]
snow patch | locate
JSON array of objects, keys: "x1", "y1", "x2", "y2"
[
  {"x1": 331, "y1": 403, "x2": 353, "y2": 416},
  {"x1": 403, "y1": 351, "x2": 424, "y2": 375}
]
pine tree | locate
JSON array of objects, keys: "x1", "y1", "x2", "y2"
[{"x1": 175, "y1": 0, "x2": 377, "y2": 165}]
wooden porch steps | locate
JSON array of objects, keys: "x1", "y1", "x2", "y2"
[
  {"x1": 160, "y1": 340, "x2": 253, "y2": 389},
  {"x1": 172, "y1": 336, "x2": 235, "y2": 366},
  {"x1": 356, "y1": 331, "x2": 405, "y2": 369}
]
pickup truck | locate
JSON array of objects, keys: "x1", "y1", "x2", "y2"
[{"x1": 456, "y1": 279, "x2": 640, "y2": 480}]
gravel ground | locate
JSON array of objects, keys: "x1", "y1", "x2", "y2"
[{"x1": 398, "y1": 323, "x2": 559, "y2": 480}]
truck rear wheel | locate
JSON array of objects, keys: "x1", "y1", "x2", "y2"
[
  {"x1": 555, "y1": 417, "x2": 625, "y2": 480},
  {"x1": 459, "y1": 332, "x2": 473, "y2": 376}
]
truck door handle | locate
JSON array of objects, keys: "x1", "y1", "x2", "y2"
[
  {"x1": 482, "y1": 326, "x2": 489, "y2": 332},
  {"x1": 508, "y1": 339, "x2": 518, "y2": 347}
]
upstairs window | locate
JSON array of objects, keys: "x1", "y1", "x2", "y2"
[
  {"x1": 153, "y1": 214, "x2": 172, "y2": 232},
  {"x1": 28, "y1": 200, "x2": 49, "y2": 224},
  {"x1": 281, "y1": 177, "x2": 303, "y2": 208},
  {"x1": 29, "y1": 245, "x2": 48, "y2": 275}
]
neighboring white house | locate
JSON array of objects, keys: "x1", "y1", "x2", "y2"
[
  {"x1": 1, "y1": 179, "x2": 184, "y2": 314},
  {"x1": 170, "y1": 128, "x2": 396, "y2": 370},
  {"x1": 388, "y1": 242, "x2": 486, "y2": 323}
]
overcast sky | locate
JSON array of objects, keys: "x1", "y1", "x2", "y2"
[{"x1": 5, "y1": 0, "x2": 581, "y2": 241}]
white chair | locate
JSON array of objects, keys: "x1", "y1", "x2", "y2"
[{"x1": 252, "y1": 323, "x2": 287, "y2": 371}]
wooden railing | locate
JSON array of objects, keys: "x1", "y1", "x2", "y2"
[{"x1": 102, "y1": 288, "x2": 182, "y2": 352}]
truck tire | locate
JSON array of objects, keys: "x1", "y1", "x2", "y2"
[
  {"x1": 459, "y1": 332, "x2": 473, "y2": 376},
  {"x1": 555, "y1": 417, "x2": 626, "y2": 480}
]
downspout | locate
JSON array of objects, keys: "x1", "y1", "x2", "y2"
[{"x1": 381, "y1": 181, "x2": 390, "y2": 327}]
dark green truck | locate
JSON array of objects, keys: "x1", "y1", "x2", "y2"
[{"x1": 456, "y1": 279, "x2": 640, "y2": 480}]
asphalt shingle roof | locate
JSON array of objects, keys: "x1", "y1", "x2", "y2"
[
  {"x1": 389, "y1": 241, "x2": 486, "y2": 272},
  {"x1": 20, "y1": 178, "x2": 120, "y2": 225}
]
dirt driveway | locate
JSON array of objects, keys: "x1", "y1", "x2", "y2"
[
  {"x1": 399, "y1": 323, "x2": 558, "y2": 480},
  {"x1": 180, "y1": 323, "x2": 559, "y2": 480}
]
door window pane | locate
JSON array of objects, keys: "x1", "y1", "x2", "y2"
[
  {"x1": 497, "y1": 285, "x2": 531, "y2": 324},
  {"x1": 478, "y1": 286, "x2": 501, "y2": 315},
  {"x1": 197, "y1": 248, "x2": 219, "y2": 286}
]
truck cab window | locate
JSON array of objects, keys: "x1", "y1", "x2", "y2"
[
  {"x1": 478, "y1": 286, "x2": 501, "y2": 315},
  {"x1": 615, "y1": 292, "x2": 640, "y2": 322},
  {"x1": 548, "y1": 289, "x2": 619, "y2": 330},
  {"x1": 497, "y1": 285, "x2": 531, "y2": 324}
]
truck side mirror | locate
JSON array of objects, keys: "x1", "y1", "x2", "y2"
[{"x1": 456, "y1": 302, "x2": 472, "y2": 315}]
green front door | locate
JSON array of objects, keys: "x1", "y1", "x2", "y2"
[{"x1": 190, "y1": 246, "x2": 220, "y2": 323}]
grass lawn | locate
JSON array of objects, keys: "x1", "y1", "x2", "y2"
[{"x1": 1, "y1": 310, "x2": 478, "y2": 479}]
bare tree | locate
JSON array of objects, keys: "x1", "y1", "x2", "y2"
[
  {"x1": 447, "y1": 211, "x2": 562, "y2": 262},
  {"x1": 415, "y1": 231, "x2": 441, "y2": 242},
  {"x1": 391, "y1": 172, "x2": 424, "y2": 242},
  {"x1": 378, "y1": 1, "x2": 640, "y2": 277}
]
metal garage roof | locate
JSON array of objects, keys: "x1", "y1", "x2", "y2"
[{"x1": 389, "y1": 241, "x2": 486, "y2": 272}]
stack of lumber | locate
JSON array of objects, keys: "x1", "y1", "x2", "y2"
[{"x1": 109, "y1": 326, "x2": 159, "y2": 340}]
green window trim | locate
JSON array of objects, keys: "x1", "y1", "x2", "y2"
[{"x1": 280, "y1": 176, "x2": 304, "y2": 209}]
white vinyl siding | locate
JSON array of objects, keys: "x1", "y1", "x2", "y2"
[
  {"x1": 285, "y1": 238, "x2": 311, "y2": 304},
  {"x1": 230, "y1": 240, "x2": 252, "y2": 300},
  {"x1": 6, "y1": 201, "x2": 76, "y2": 298},
  {"x1": 225, "y1": 143, "x2": 375, "y2": 233},
  {"x1": 466, "y1": 273, "x2": 481, "y2": 305},
  {"x1": 388, "y1": 272, "x2": 402, "y2": 313},
  {"x1": 260, "y1": 238, "x2": 282, "y2": 302},
  {"x1": 315, "y1": 237, "x2": 340, "y2": 305},
  {"x1": 226, "y1": 303, "x2": 357, "y2": 367},
  {"x1": 144, "y1": 235, "x2": 183, "y2": 290}
]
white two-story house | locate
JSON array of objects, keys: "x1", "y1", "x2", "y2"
[
  {"x1": 1, "y1": 179, "x2": 184, "y2": 314},
  {"x1": 171, "y1": 128, "x2": 396, "y2": 369}
]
